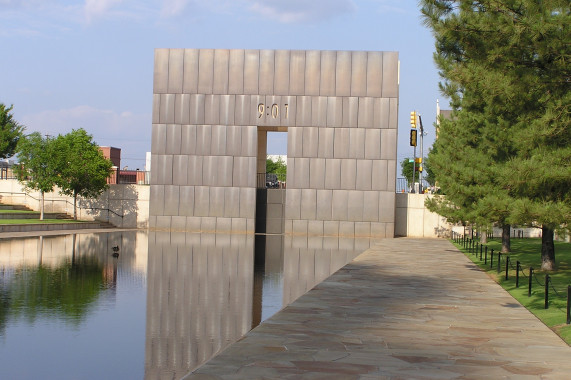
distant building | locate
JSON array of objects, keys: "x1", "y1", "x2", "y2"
[{"x1": 100, "y1": 146, "x2": 148, "y2": 185}]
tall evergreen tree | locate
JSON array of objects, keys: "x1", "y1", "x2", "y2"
[{"x1": 421, "y1": 0, "x2": 570, "y2": 266}]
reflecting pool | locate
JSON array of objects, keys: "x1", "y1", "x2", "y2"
[{"x1": 0, "y1": 231, "x2": 372, "y2": 379}]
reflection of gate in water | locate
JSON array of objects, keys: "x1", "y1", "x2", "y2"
[{"x1": 149, "y1": 49, "x2": 399, "y2": 238}]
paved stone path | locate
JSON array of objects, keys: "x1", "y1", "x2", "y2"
[{"x1": 185, "y1": 238, "x2": 571, "y2": 379}]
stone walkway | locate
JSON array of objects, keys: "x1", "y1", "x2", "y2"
[{"x1": 185, "y1": 238, "x2": 571, "y2": 379}]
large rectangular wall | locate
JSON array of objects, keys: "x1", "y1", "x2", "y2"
[{"x1": 150, "y1": 49, "x2": 399, "y2": 237}]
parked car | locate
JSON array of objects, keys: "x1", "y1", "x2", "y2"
[{"x1": 266, "y1": 173, "x2": 279, "y2": 188}]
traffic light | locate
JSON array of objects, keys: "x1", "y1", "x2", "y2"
[
  {"x1": 410, "y1": 129, "x2": 417, "y2": 146},
  {"x1": 414, "y1": 157, "x2": 422, "y2": 164},
  {"x1": 415, "y1": 165, "x2": 423, "y2": 172},
  {"x1": 410, "y1": 111, "x2": 417, "y2": 128}
]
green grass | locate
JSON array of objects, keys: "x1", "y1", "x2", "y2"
[
  {"x1": 0, "y1": 219, "x2": 85, "y2": 224},
  {"x1": 0, "y1": 209, "x2": 38, "y2": 214},
  {"x1": 453, "y1": 237, "x2": 571, "y2": 345}
]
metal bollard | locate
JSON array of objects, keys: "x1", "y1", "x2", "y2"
[
  {"x1": 490, "y1": 249, "x2": 494, "y2": 268},
  {"x1": 480, "y1": 244, "x2": 483, "y2": 260},
  {"x1": 497, "y1": 252, "x2": 502, "y2": 273},
  {"x1": 516, "y1": 261, "x2": 520, "y2": 288},
  {"x1": 528, "y1": 267, "x2": 534, "y2": 297},
  {"x1": 545, "y1": 274, "x2": 550, "y2": 309},
  {"x1": 567, "y1": 286, "x2": 570, "y2": 325},
  {"x1": 505, "y1": 256, "x2": 510, "y2": 280},
  {"x1": 484, "y1": 246, "x2": 488, "y2": 264}
]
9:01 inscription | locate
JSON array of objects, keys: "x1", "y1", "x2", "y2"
[{"x1": 258, "y1": 103, "x2": 289, "y2": 119}]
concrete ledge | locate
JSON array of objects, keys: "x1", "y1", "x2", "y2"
[{"x1": 0, "y1": 222, "x2": 111, "y2": 233}]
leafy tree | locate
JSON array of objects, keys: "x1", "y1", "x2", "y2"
[
  {"x1": 421, "y1": 0, "x2": 570, "y2": 265},
  {"x1": 14, "y1": 133, "x2": 58, "y2": 220},
  {"x1": 266, "y1": 156, "x2": 287, "y2": 181},
  {"x1": 54, "y1": 129, "x2": 113, "y2": 219},
  {"x1": 400, "y1": 157, "x2": 434, "y2": 188},
  {"x1": 0, "y1": 103, "x2": 25, "y2": 159}
]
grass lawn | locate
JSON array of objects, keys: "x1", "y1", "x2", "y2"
[
  {"x1": 0, "y1": 209, "x2": 38, "y2": 214},
  {"x1": 0, "y1": 219, "x2": 85, "y2": 224},
  {"x1": 452, "y1": 237, "x2": 571, "y2": 345}
]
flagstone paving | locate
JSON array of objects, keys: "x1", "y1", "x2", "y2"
[{"x1": 184, "y1": 238, "x2": 571, "y2": 379}]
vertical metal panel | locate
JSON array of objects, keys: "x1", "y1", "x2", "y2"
[
  {"x1": 348, "y1": 191, "x2": 364, "y2": 221},
  {"x1": 189, "y1": 94, "x2": 205, "y2": 125},
  {"x1": 372, "y1": 159, "x2": 388, "y2": 191},
  {"x1": 232, "y1": 157, "x2": 245, "y2": 187},
  {"x1": 153, "y1": 48, "x2": 169, "y2": 94},
  {"x1": 387, "y1": 159, "x2": 397, "y2": 192},
  {"x1": 350, "y1": 126, "x2": 367, "y2": 159},
  {"x1": 357, "y1": 97, "x2": 374, "y2": 128},
  {"x1": 375, "y1": 98, "x2": 390, "y2": 129},
  {"x1": 198, "y1": 49, "x2": 214, "y2": 94},
  {"x1": 179, "y1": 186, "x2": 195, "y2": 216},
  {"x1": 350, "y1": 51, "x2": 367, "y2": 96},
  {"x1": 183, "y1": 49, "x2": 199, "y2": 94},
  {"x1": 219, "y1": 95, "x2": 235, "y2": 126},
  {"x1": 194, "y1": 186, "x2": 210, "y2": 216},
  {"x1": 381, "y1": 129, "x2": 397, "y2": 159},
  {"x1": 210, "y1": 125, "x2": 227, "y2": 156},
  {"x1": 234, "y1": 95, "x2": 251, "y2": 126},
  {"x1": 258, "y1": 50, "x2": 275, "y2": 95},
  {"x1": 319, "y1": 50, "x2": 336, "y2": 96},
  {"x1": 285, "y1": 188, "x2": 301, "y2": 219},
  {"x1": 149, "y1": 185, "x2": 164, "y2": 216},
  {"x1": 304, "y1": 50, "x2": 321, "y2": 96},
  {"x1": 159, "y1": 94, "x2": 176, "y2": 124},
  {"x1": 326, "y1": 97, "x2": 343, "y2": 128},
  {"x1": 342, "y1": 97, "x2": 358, "y2": 128},
  {"x1": 226, "y1": 125, "x2": 242, "y2": 156},
  {"x1": 318, "y1": 127, "x2": 334, "y2": 158},
  {"x1": 239, "y1": 188, "x2": 256, "y2": 218},
  {"x1": 300, "y1": 189, "x2": 317, "y2": 220},
  {"x1": 316, "y1": 189, "x2": 332, "y2": 220},
  {"x1": 241, "y1": 125, "x2": 257, "y2": 157},
  {"x1": 363, "y1": 191, "x2": 380, "y2": 222},
  {"x1": 228, "y1": 49, "x2": 245, "y2": 94},
  {"x1": 274, "y1": 50, "x2": 290, "y2": 95},
  {"x1": 210, "y1": 187, "x2": 225, "y2": 216},
  {"x1": 331, "y1": 190, "x2": 348, "y2": 221},
  {"x1": 324, "y1": 158, "x2": 341, "y2": 189},
  {"x1": 355, "y1": 222, "x2": 371, "y2": 238},
  {"x1": 366, "y1": 51, "x2": 383, "y2": 97},
  {"x1": 379, "y1": 191, "x2": 395, "y2": 223},
  {"x1": 296, "y1": 96, "x2": 312, "y2": 127},
  {"x1": 389, "y1": 98, "x2": 398, "y2": 130},
  {"x1": 382, "y1": 52, "x2": 399, "y2": 98},
  {"x1": 174, "y1": 94, "x2": 190, "y2": 125},
  {"x1": 213, "y1": 49, "x2": 229, "y2": 94},
  {"x1": 196, "y1": 125, "x2": 212, "y2": 156},
  {"x1": 302, "y1": 126, "x2": 318, "y2": 158},
  {"x1": 187, "y1": 156, "x2": 203, "y2": 185},
  {"x1": 307, "y1": 221, "x2": 324, "y2": 237},
  {"x1": 166, "y1": 124, "x2": 182, "y2": 155},
  {"x1": 150, "y1": 154, "x2": 159, "y2": 184},
  {"x1": 371, "y1": 222, "x2": 386, "y2": 238},
  {"x1": 356, "y1": 160, "x2": 372, "y2": 190},
  {"x1": 218, "y1": 156, "x2": 233, "y2": 187},
  {"x1": 202, "y1": 156, "x2": 217, "y2": 186},
  {"x1": 244, "y1": 50, "x2": 259, "y2": 95},
  {"x1": 204, "y1": 95, "x2": 220, "y2": 125},
  {"x1": 386, "y1": 222, "x2": 394, "y2": 238},
  {"x1": 287, "y1": 126, "x2": 302, "y2": 158},
  {"x1": 333, "y1": 128, "x2": 350, "y2": 159},
  {"x1": 168, "y1": 49, "x2": 184, "y2": 93},
  {"x1": 309, "y1": 158, "x2": 325, "y2": 189},
  {"x1": 250, "y1": 95, "x2": 265, "y2": 126},
  {"x1": 224, "y1": 187, "x2": 240, "y2": 217},
  {"x1": 295, "y1": 157, "x2": 310, "y2": 189},
  {"x1": 335, "y1": 51, "x2": 351, "y2": 96},
  {"x1": 164, "y1": 185, "x2": 180, "y2": 216},
  {"x1": 364, "y1": 129, "x2": 381, "y2": 159},
  {"x1": 289, "y1": 50, "x2": 305, "y2": 95},
  {"x1": 152, "y1": 94, "x2": 161, "y2": 124},
  {"x1": 311, "y1": 96, "x2": 327, "y2": 127},
  {"x1": 173, "y1": 155, "x2": 188, "y2": 185},
  {"x1": 246, "y1": 156, "x2": 258, "y2": 188},
  {"x1": 282, "y1": 95, "x2": 296, "y2": 127},
  {"x1": 340, "y1": 159, "x2": 356, "y2": 190},
  {"x1": 286, "y1": 157, "x2": 296, "y2": 188},
  {"x1": 324, "y1": 220, "x2": 339, "y2": 236},
  {"x1": 160, "y1": 155, "x2": 173, "y2": 185},
  {"x1": 151, "y1": 124, "x2": 166, "y2": 154},
  {"x1": 339, "y1": 221, "x2": 355, "y2": 237},
  {"x1": 181, "y1": 125, "x2": 197, "y2": 155}
]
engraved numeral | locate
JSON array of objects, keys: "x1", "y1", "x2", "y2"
[
  {"x1": 271, "y1": 104, "x2": 279, "y2": 119},
  {"x1": 258, "y1": 103, "x2": 265, "y2": 118}
]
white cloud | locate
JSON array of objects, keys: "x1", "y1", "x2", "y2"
[
  {"x1": 21, "y1": 106, "x2": 151, "y2": 168},
  {"x1": 246, "y1": 0, "x2": 355, "y2": 23}
]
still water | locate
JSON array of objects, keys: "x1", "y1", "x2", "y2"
[{"x1": 0, "y1": 231, "x2": 371, "y2": 379}]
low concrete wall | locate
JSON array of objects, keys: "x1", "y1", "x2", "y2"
[
  {"x1": 395, "y1": 193, "x2": 451, "y2": 238},
  {"x1": 0, "y1": 179, "x2": 149, "y2": 228}
]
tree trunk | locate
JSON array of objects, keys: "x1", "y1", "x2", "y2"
[
  {"x1": 480, "y1": 229, "x2": 487, "y2": 244},
  {"x1": 501, "y1": 224, "x2": 511, "y2": 253},
  {"x1": 541, "y1": 226, "x2": 555, "y2": 271},
  {"x1": 40, "y1": 191, "x2": 44, "y2": 221},
  {"x1": 73, "y1": 192, "x2": 77, "y2": 220}
]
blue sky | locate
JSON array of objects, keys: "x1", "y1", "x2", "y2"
[{"x1": 0, "y1": 0, "x2": 445, "y2": 171}]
